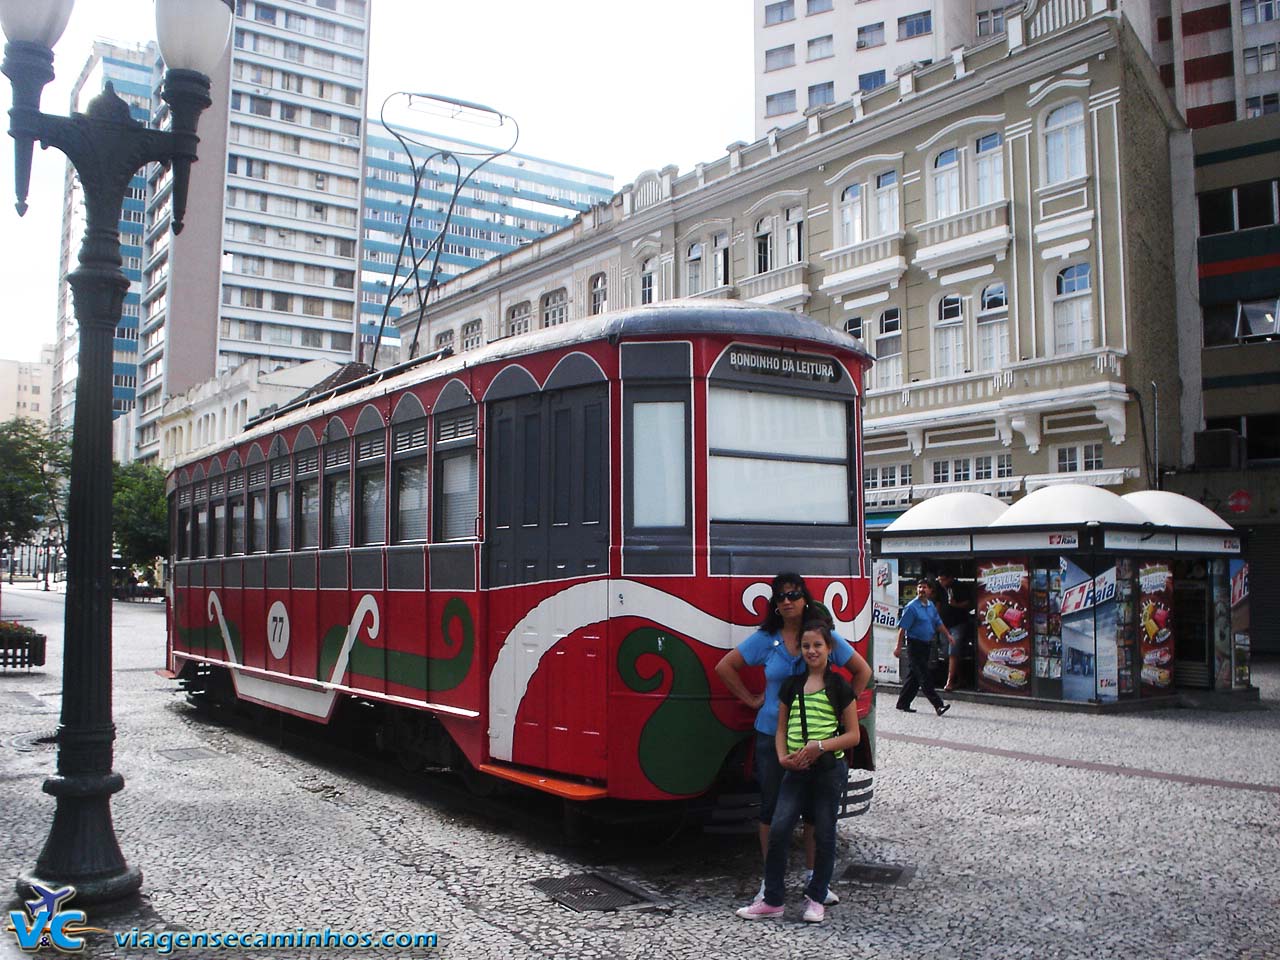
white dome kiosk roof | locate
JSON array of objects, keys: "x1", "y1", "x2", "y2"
[
  {"x1": 989, "y1": 484, "x2": 1148, "y2": 527},
  {"x1": 1122, "y1": 491, "x2": 1234, "y2": 531},
  {"x1": 884, "y1": 492, "x2": 1010, "y2": 532}
]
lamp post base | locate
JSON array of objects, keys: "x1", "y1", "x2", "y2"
[{"x1": 18, "y1": 771, "x2": 143, "y2": 904}]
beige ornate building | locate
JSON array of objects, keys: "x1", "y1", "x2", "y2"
[
  {"x1": 0, "y1": 345, "x2": 55, "y2": 425},
  {"x1": 395, "y1": 0, "x2": 1193, "y2": 529}
]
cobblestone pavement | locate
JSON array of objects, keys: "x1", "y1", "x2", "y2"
[{"x1": 1, "y1": 582, "x2": 1276, "y2": 960}]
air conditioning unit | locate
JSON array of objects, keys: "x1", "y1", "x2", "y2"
[{"x1": 1194, "y1": 429, "x2": 1244, "y2": 469}]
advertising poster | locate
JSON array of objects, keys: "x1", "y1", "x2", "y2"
[
  {"x1": 1030, "y1": 567, "x2": 1063, "y2": 693},
  {"x1": 976, "y1": 560, "x2": 1032, "y2": 696},
  {"x1": 1230, "y1": 560, "x2": 1251, "y2": 689},
  {"x1": 1137, "y1": 560, "x2": 1175, "y2": 694},
  {"x1": 871, "y1": 559, "x2": 901, "y2": 684},
  {"x1": 1060, "y1": 558, "x2": 1119, "y2": 703}
]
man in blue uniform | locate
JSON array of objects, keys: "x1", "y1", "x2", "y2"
[{"x1": 893, "y1": 579, "x2": 953, "y2": 716}]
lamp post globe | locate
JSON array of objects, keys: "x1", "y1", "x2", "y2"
[{"x1": 3, "y1": 0, "x2": 231, "y2": 903}]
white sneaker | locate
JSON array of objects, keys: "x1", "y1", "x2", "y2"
[
  {"x1": 802, "y1": 870, "x2": 840, "y2": 906},
  {"x1": 803, "y1": 896, "x2": 825, "y2": 923}
]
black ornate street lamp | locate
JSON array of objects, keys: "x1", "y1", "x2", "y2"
[
  {"x1": 41, "y1": 536, "x2": 51, "y2": 591},
  {"x1": 2, "y1": 0, "x2": 232, "y2": 903}
]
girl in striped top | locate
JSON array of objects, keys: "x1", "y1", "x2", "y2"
[{"x1": 736, "y1": 620, "x2": 860, "y2": 923}]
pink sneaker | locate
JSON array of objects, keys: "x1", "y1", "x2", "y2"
[
  {"x1": 736, "y1": 900, "x2": 784, "y2": 920},
  {"x1": 803, "y1": 897, "x2": 825, "y2": 923}
]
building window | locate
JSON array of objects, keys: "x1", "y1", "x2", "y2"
[
  {"x1": 712, "y1": 232, "x2": 731, "y2": 287},
  {"x1": 1199, "y1": 180, "x2": 1280, "y2": 235},
  {"x1": 765, "y1": 0, "x2": 795, "y2": 25},
  {"x1": 461, "y1": 319, "x2": 482, "y2": 351},
  {"x1": 1209, "y1": 297, "x2": 1280, "y2": 343},
  {"x1": 857, "y1": 22, "x2": 885, "y2": 49},
  {"x1": 844, "y1": 316, "x2": 863, "y2": 340},
  {"x1": 934, "y1": 295, "x2": 965, "y2": 378},
  {"x1": 839, "y1": 183, "x2": 863, "y2": 246},
  {"x1": 784, "y1": 206, "x2": 804, "y2": 263},
  {"x1": 932, "y1": 460, "x2": 950, "y2": 484},
  {"x1": 1245, "y1": 93, "x2": 1280, "y2": 118},
  {"x1": 1053, "y1": 263, "x2": 1093, "y2": 354},
  {"x1": 590, "y1": 273, "x2": 608, "y2": 315},
  {"x1": 807, "y1": 0, "x2": 832, "y2": 13},
  {"x1": 435, "y1": 329, "x2": 455, "y2": 351},
  {"x1": 808, "y1": 35, "x2": 833, "y2": 60},
  {"x1": 540, "y1": 288, "x2": 568, "y2": 328},
  {"x1": 755, "y1": 217, "x2": 774, "y2": 275},
  {"x1": 1243, "y1": 43, "x2": 1278, "y2": 75},
  {"x1": 975, "y1": 132, "x2": 1004, "y2": 205},
  {"x1": 976, "y1": 6, "x2": 1006, "y2": 36},
  {"x1": 1242, "y1": 0, "x2": 1278, "y2": 25},
  {"x1": 640, "y1": 259, "x2": 655, "y2": 305},
  {"x1": 765, "y1": 90, "x2": 797, "y2": 117},
  {"x1": 977, "y1": 281, "x2": 1009, "y2": 371},
  {"x1": 808, "y1": 81, "x2": 835, "y2": 109},
  {"x1": 898, "y1": 10, "x2": 932, "y2": 39},
  {"x1": 507, "y1": 301, "x2": 531, "y2": 336},
  {"x1": 874, "y1": 308, "x2": 902, "y2": 388},
  {"x1": 765, "y1": 45, "x2": 795, "y2": 71},
  {"x1": 932, "y1": 148, "x2": 961, "y2": 219},
  {"x1": 875, "y1": 170, "x2": 899, "y2": 235},
  {"x1": 686, "y1": 242, "x2": 703, "y2": 295},
  {"x1": 859, "y1": 70, "x2": 887, "y2": 91},
  {"x1": 1044, "y1": 101, "x2": 1086, "y2": 184}
]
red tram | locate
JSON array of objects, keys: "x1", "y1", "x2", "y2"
[{"x1": 165, "y1": 301, "x2": 875, "y2": 818}]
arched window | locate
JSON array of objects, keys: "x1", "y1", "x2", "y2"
[
  {"x1": 353, "y1": 407, "x2": 386, "y2": 546},
  {"x1": 839, "y1": 183, "x2": 863, "y2": 246},
  {"x1": 390, "y1": 394, "x2": 428, "y2": 543},
  {"x1": 934, "y1": 294, "x2": 965, "y2": 378},
  {"x1": 507, "y1": 301, "x2": 531, "y2": 336},
  {"x1": 977, "y1": 281, "x2": 1008, "y2": 372},
  {"x1": 754, "y1": 217, "x2": 773, "y2": 275},
  {"x1": 322, "y1": 421, "x2": 351, "y2": 549},
  {"x1": 975, "y1": 132, "x2": 1004, "y2": 205},
  {"x1": 461, "y1": 318, "x2": 482, "y2": 351},
  {"x1": 541, "y1": 288, "x2": 568, "y2": 327},
  {"x1": 843, "y1": 315, "x2": 864, "y2": 340},
  {"x1": 589, "y1": 273, "x2": 608, "y2": 315},
  {"x1": 933, "y1": 148, "x2": 960, "y2": 218},
  {"x1": 712, "y1": 232, "x2": 730, "y2": 287},
  {"x1": 785, "y1": 206, "x2": 804, "y2": 264},
  {"x1": 1044, "y1": 102, "x2": 1085, "y2": 184},
  {"x1": 1053, "y1": 263, "x2": 1093, "y2": 354},
  {"x1": 686, "y1": 242, "x2": 703, "y2": 295},
  {"x1": 640, "y1": 258, "x2": 655, "y2": 305}
]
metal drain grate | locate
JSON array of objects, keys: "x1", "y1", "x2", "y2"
[
  {"x1": 157, "y1": 747, "x2": 218, "y2": 762},
  {"x1": 842, "y1": 862, "x2": 914, "y2": 886},
  {"x1": 531, "y1": 872, "x2": 660, "y2": 913},
  {"x1": 8, "y1": 730, "x2": 58, "y2": 753}
]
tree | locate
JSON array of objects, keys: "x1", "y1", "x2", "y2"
[
  {"x1": 0, "y1": 418, "x2": 70, "y2": 552},
  {"x1": 112, "y1": 461, "x2": 169, "y2": 583}
]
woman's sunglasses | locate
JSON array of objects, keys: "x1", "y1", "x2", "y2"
[{"x1": 775, "y1": 589, "x2": 804, "y2": 602}]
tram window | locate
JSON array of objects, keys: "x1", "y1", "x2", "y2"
[
  {"x1": 178, "y1": 508, "x2": 190, "y2": 559},
  {"x1": 270, "y1": 487, "x2": 291, "y2": 551},
  {"x1": 248, "y1": 491, "x2": 267, "y2": 552},
  {"x1": 355, "y1": 465, "x2": 385, "y2": 545},
  {"x1": 296, "y1": 479, "x2": 319, "y2": 548},
  {"x1": 325, "y1": 474, "x2": 351, "y2": 548},
  {"x1": 211, "y1": 503, "x2": 227, "y2": 556},
  {"x1": 229, "y1": 498, "x2": 246, "y2": 554},
  {"x1": 707, "y1": 388, "x2": 849, "y2": 524},
  {"x1": 436, "y1": 450, "x2": 477, "y2": 540},
  {"x1": 193, "y1": 507, "x2": 207, "y2": 558},
  {"x1": 393, "y1": 460, "x2": 428, "y2": 541},
  {"x1": 632, "y1": 401, "x2": 687, "y2": 528}
]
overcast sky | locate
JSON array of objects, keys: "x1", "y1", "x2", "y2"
[{"x1": 0, "y1": 0, "x2": 754, "y2": 361}]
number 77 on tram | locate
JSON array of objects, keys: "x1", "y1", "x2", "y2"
[{"x1": 166, "y1": 301, "x2": 876, "y2": 822}]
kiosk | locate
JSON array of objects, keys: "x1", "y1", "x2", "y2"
[{"x1": 870, "y1": 486, "x2": 1252, "y2": 705}]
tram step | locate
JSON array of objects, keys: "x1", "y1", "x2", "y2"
[{"x1": 477, "y1": 762, "x2": 608, "y2": 801}]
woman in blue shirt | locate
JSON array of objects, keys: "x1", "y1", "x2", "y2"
[{"x1": 715, "y1": 572, "x2": 870, "y2": 904}]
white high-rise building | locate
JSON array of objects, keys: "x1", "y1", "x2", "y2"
[{"x1": 130, "y1": 0, "x2": 372, "y2": 464}]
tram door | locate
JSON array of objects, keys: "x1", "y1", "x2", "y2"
[{"x1": 486, "y1": 383, "x2": 610, "y2": 778}]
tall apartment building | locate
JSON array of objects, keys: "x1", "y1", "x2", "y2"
[
  {"x1": 52, "y1": 42, "x2": 155, "y2": 430},
  {"x1": 1150, "y1": 0, "x2": 1280, "y2": 126},
  {"x1": 126, "y1": 0, "x2": 372, "y2": 464},
  {"x1": 0, "y1": 345, "x2": 56, "y2": 425},
  {"x1": 358, "y1": 122, "x2": 613, "y2": 362},
  {"x1": 754, "y1": 0, "x2": 1159, "y2": 137}
]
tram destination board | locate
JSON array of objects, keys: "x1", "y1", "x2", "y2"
[{"x1": 726, "y1": 346, "x2": 841, "y2": 383}]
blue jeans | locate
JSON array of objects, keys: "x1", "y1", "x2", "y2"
[
  {"x1": 755, "y1": 732, "x2": 785, "y2": 824},
  {"x1": 762, "y1": 758, "x2": 847, "y2": 907}
]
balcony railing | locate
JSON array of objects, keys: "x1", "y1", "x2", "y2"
[
  {"x1": 737, "y1": 262, "x2": 810, "y2": 309},
  {"x1": 818, "y1": 232, "x2": 906, "y2": 298},
  {"x1": 913, "y1": 201, "x2": 1011, "y2": 277}
]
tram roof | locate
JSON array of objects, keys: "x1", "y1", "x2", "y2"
[{"x1": 176, "y1": 301, "x2": 870, "y2": 472}]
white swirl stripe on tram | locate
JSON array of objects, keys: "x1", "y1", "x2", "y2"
[
  {"x1": 205, "y1": 591, "x2": 379, "y2": 719},
  {"x1": 487, "y1": 578, "x2": 870, "y2": 763}
]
